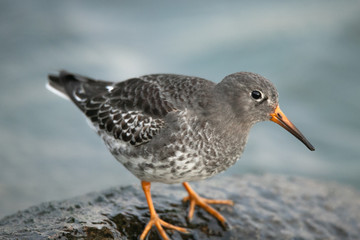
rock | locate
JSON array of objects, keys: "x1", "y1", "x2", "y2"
[{"x1": 1, "y1": 174, "x2": 360, "y2": 240}]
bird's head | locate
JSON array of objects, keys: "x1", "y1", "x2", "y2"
[{"x1": 217, "y1": 72, "x2": 315, "y2": 151}]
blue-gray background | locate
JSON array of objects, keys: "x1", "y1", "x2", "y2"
[{"x1": 1, "y1": 1, "x2": 359, "y2": 218}]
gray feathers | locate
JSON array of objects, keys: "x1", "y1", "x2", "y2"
[{"x1": 47, "y1": 70, "x2": 279, "y2": 183}]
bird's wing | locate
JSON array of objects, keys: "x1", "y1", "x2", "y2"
[{"x1": 48, "y1": 71, "x2": 177, "y2": 146}]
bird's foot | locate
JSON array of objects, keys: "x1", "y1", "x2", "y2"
[
  {"x1": 182, "y1": 182, "x2": 234, "y2": 227},
  {"x1": 140, "y1": 181, "x2": 188, "y2": 240},
  {"x1": 140, "y1": 213, "x2": 188, "y2": 240}
]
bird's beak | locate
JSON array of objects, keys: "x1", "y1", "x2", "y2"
[{"x1": 270, "y1": 105, "x2": 315, "y2": 151}]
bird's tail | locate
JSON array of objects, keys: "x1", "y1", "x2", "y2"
[
  {"x1": 47, "y1": 70, "x2": 113, "y2": 110},
  {"x1": 46, "y1": 71, "x2": 71, "y2": 100}
]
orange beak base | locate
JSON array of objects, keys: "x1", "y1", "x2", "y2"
[{"x1": 270, "y1": 106, "x2": 315, "y2": 151}]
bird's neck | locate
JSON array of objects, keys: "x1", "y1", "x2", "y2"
[{"x1": 204, "y1": 91, "x2": 253, "y2": 149}]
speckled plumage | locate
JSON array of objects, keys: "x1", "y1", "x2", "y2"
[{"x1": 48, "y1": 71, "x2": 279, "y2": 183}]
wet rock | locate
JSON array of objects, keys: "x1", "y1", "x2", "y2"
[{"x1": 1, "y1": 174, "x2": 360, "y2": 240}]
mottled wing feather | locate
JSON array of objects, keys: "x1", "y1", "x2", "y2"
[
  {"x1": 64, "y1": 74, "x2": 176, "y2": 146},
  {"x1": 89, "y1": 104, "x2": 166, "y2": 146},
  {"x1": 52, "y1": 72, "x2": 215, "y2": 146}
]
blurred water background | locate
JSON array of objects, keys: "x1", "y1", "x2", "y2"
[{"x1": 1, "y1": 1, "x2": 359, "y2": 218}]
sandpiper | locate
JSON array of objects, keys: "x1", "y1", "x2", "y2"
[{"x1": 47, "y1": 71, "x2": 314, "y2": 239}]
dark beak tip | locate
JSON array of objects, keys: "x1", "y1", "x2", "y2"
[
  {"x1": 304, "y1": 140, "x2": 315, "y2": 151},
  {"x1": 301, "y1": 138, "x2": 315, "y2": 151}
]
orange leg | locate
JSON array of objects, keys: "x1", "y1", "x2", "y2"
[
  {"x1": 182, "y1": 182, "x2": 234, "y2": 226},
  {"x1": 140, "y1": 181, "x2": 188, "y2": 240}
]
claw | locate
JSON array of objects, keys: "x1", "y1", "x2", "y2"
[{"x1": 140, "y1": 214, "x2": 188, "y2": 240}]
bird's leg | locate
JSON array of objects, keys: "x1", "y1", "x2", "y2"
[
  {"x1": 182, "y1": 182, "x2": 234, "y2": 226},
  {"x1": 140, "y1": 181, "x2": 188, "y2": 240}
]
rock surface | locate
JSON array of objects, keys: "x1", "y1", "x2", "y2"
[{"x1": 1, "y1": 174, "x2": 360, "y2": 240}]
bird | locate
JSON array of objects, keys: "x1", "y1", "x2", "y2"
[{"x1": 47, "y1": 70, "x2": 315, "y2": 239}]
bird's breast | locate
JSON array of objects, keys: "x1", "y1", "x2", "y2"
[{"x1": 99, "y1": 110, "x2": 247, "y2": 183}]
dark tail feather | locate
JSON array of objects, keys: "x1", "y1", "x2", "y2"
[
  {"x1": 47, "y1": 70, "x2": 83, "y2": 94},
  {"x1": 47, "y1": 70, "x2": 113, "y2": 109},
  {"x1": 47, "y1": 71, "x2": 72, "y2": 100}
]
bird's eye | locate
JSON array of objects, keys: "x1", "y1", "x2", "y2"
[{"x1": 251, "y1": 90, "x2": 262, "y2": 100}]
